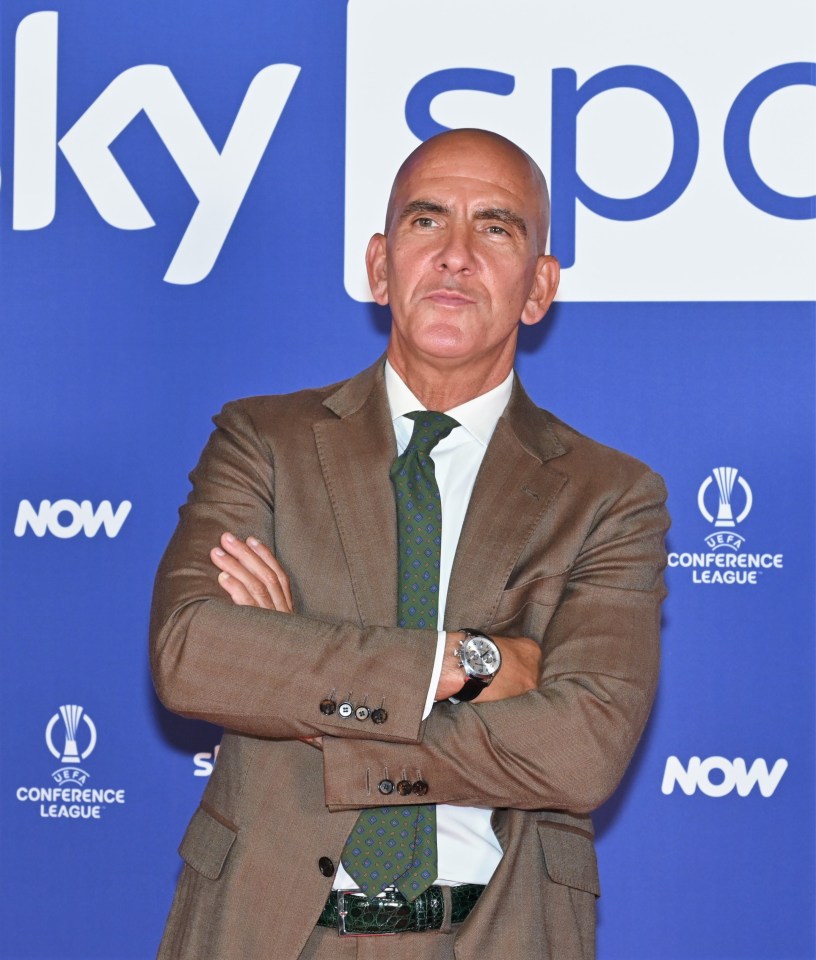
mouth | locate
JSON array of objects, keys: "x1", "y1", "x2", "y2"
[{"x1": 424, "y1": 289, "x2": 476, "y2": 306}]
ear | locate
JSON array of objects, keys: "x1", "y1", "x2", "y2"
[
  {"x1": 520, "y1": 255, "x2": 560, "y2": 326},
  {"x1": 365, "y1": 233, "x2": 389, "y2": 305}
]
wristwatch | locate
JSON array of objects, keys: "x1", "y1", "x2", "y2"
[{"x1": 449, "y1": 628, "x2": 502, "y2": 703}]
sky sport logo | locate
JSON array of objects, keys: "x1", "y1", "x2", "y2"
[
  {"x1": 667, "y1": 466, "x2": 783, "y2": 585},
  {"x1": 15, "y1": 704, "x2": 126, "y2": 819},
  {"x1": 193, "y1": 743, "x2": 221, "y2": 777}
]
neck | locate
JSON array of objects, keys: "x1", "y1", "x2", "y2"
[{"x1": 386, "y1": 335, "x2": 516, "y2": 411}]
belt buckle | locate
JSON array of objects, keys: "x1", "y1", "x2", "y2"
[{"x1": 336, "y1": 888, "x2": 401, "y2": 937}]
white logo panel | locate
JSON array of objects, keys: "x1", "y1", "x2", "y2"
[{"x1": 345, "y1": 0, "x2": 816, "y2": 302}]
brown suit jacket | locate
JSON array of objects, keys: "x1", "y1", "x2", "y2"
[{"x1": 150, "y1": 358, "x2": 668, "y2": 960}]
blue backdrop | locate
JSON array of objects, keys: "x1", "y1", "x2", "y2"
[{"x1": 2, "y1": 2, "x2": 814, "y2": 957}]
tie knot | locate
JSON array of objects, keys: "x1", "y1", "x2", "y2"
[{"x1": 404, "y1": 411, "x2": 459, "y2": 456}]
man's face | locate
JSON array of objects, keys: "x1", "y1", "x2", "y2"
[{"x1": 367, "y1": 132, "x2": 559, "y2": 373}]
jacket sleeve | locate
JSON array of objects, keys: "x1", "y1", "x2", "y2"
[
  {"x1": 149, "y1": 400, "x2": 437, "y2": 744},
  {"x1": 321, "y1": 468, "x2": 669, "y2": 815}
]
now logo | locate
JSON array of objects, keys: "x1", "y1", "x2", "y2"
[
  {"x1": 661, "y1": 756, "x2": 788, "y2": 798},
  {"x1": 14, "y1": 500, "x2": 132, "y2": 539},
  {"x1": 8, "y1": 12, "x2": 300, "y2": 284}
]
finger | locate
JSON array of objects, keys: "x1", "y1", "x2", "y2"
[
  {"x1": 211, "y1": 547, "x2": 284, "y2": 610},
  {"x1": 246, "y1": 537, "x2": 294, "y2": 612},
  {"x1": 212, "y1": 553, "x2": 275, "y2": 609},
  {"x1": 216, "y1": 570, "x2": 262, "y2": 607},
  {"x1": 219, "y1": 532, "x2": 291, "y2": 607},
  {"x1": 217, "y1": 535, "x2": 293, "y2": 612}
]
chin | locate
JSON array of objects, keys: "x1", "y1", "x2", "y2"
[{"x1": 414, "y1": 327, "x2": 472, "y2": 360}]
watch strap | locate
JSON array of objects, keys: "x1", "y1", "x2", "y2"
[{"x1": 451, "y1": 676, "x2": 489, "y2": 702}]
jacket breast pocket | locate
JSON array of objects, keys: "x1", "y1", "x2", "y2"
[
  {"x1": 537, "y1": 820, "x2": 601, "y2": 897},
  {"x1": 178, "y1": 804, "x2": 238, "y2": 881},
  {"x1": 490, "y1": 572, "x2": 569, "y2": 636}
]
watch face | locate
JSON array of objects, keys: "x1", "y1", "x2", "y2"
[{"x1": 463, "y1": 635, "x2": 500, "y2": 677}]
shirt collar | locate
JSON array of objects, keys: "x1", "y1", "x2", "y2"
[{"x1": 384, "y1": 359, "x2": 513, "y2": 447}]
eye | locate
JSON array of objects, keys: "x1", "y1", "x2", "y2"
[
  {"x1": 485, "y1": 224, "x2": 510, "y2": 236},
  {"x1": 413, "y1": 216, "x2": 438, "y2": 228}
]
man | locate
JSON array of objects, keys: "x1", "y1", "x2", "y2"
[{"x1": 150, "y1": 128, "x2": 668, "y2": 960}]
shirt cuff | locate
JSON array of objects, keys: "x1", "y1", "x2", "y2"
[{"x1": 422, "y1": 631, "x2": 448, "y2": 719}]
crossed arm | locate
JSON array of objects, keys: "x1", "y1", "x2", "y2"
[
  {"x1": 151, "y1": 400, "x2": 668, "y2": 813},
  {"x1": 211, "y1": 531, "x2": 543, "y2": 705},
  {"x1": 206, "y1": 483, "x2": 665, "y2": 814}
]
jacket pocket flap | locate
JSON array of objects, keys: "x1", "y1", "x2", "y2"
[
  {"x1": 178, "y1": 805, "x2": 237, "y2": 881},
  {"x1": 537, "y1": 821, "x2": 600, "y2": 897}
]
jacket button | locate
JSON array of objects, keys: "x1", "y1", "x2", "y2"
[
  {"x1": 396, "y1": 780, "x2": 413, "y2": 796},
  {"x1": 371, "y1": 708, "x2": 388, "y2": 724},
  {"x1": 412, "y1": 779, "x2": 429, "y2": 796},
  {"x1": 378, "y1": 779, "x2": 395, "y2": 795},
  {"x1": 318, "y1": 857, "x2": 335, "y2": 877}
]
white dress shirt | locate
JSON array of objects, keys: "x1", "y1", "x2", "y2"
[{"x1": 334, "y1": 360, "x2": 512, "y2": 890}]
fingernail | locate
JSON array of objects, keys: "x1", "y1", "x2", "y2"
[
  {"x1": 218, "y1": 571, "x2": 230, "y2": 581},
  {"x1": 223, "y1": 533, "x2": 235, "y2": 543},
  {"x1": 248, "y1": 537, "x2": 258, "y2": 548},
  {"x1": 213, "y1": 548, "x2": 225, "y2": 557}
]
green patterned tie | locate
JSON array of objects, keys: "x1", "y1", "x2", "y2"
[{"x1": 340, "y1": 411, "x2": 459, "y2": 901}]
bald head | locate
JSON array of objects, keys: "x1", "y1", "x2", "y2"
[
  {"x1": 384, "y1": 129, "x2": 551, "y2": 253},
  {"x1": 366, "y1": 126, "x2": 560, "y2": 400}
]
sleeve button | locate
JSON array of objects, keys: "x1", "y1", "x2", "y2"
[
  {"x1": 396, "y1": 780, "x2": 413, "y2": 796},
  {"x1": 378, "y1": 779, "x2": 395, "y2": 795},
  {"x1": 370, "y1": 708, "x2": 387, "y2": 724},
  {"x1": 412, "y1": 779, "x2": 429, "y2": 796}
]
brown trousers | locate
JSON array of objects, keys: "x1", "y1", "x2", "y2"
[{"x1": 298, "y1": 924, "x2": 460, "y2": 960}]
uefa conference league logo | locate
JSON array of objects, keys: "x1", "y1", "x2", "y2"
[
  {"x1": 46, "y1": 704, "x2": 97, "y2": 785},
  {"x1": 15, "y1": 704, "x2": 126, "y2": 819},
  {"x1": 697, "y1": 466, "x2": 753, "y2": 549},
  {"x1": 667, "y1": 465, "x2": 783, "y2": 585}
]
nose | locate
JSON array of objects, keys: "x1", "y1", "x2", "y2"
[{"x1": 433, "y1": 222, "x2": 474, "y2": 275}]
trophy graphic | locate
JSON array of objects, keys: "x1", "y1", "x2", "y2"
[
  {"x1": 45, "y1": 704, "x2": 98, "y2": 785},
  {"x1": 713, "y1": 466, "x2": 738, "y2": 527},
  {"x1": 698, "y1": 466, "x2": 753, "y2": 534},
  {"x1": 59, "y1": 704, "x2": 84, "y2": 763}
]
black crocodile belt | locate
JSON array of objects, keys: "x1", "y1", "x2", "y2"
[{"x1": 317, "y1": 884, "x2": 485, "y2": 935}]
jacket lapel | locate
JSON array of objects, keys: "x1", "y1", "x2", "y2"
[
  {"x1": 314, "y1": 359, "x2": 398, "y2": 628},
  {"x1": 314, "y1": 364, "x2": 569, "y2": 631},
  {"x1": 444, "y1": 378, "x2": 568, "y2": 629}
]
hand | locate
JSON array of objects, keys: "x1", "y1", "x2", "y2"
[
  {"x1": 211, "y1": 532, "x2": 294, "y2": 612},
  {"x1": 211, "y1": 534, "x2": 322, "y2": 748},
  {"x1": 436, "y1": 631, "x2": 542, "y2": 703}
]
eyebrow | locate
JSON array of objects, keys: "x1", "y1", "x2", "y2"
[
  {"x1": 473, "y1": 207, "x2": 528, "y2": 236},
  {"x1": 398, "y1": 200, "x2": 528, "y2": 236},
  {"x1": 398, "y1": 200, "x2": 450, "y2": 221}
]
